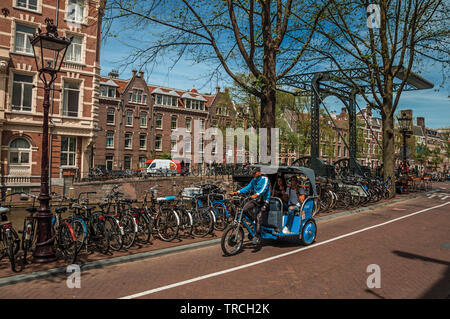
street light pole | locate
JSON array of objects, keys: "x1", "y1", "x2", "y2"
[{"x1": 29, "y1": 18, "x2": 72, "y2": 263}]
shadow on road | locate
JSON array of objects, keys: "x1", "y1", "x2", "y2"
[{"x1": 392, "y1": 250, "x2": 450, "y2": 299}]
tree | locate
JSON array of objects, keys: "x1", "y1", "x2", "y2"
[
  {"x1": 105, "y1": 0, "x2": 330, "y2": 138},
  {"x1": 415, "y1": 143, "x2": 430, "y2": 172},
  {"x1": 430, "y1": 146, "x2": 443, "y2": 171},
  {"x1": 305, "y1": 0, "x2": 449, "y2": 194}
]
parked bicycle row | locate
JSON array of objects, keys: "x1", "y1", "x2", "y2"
[{"x1": 0, "y1": 183, "x2": 237, "y2": 272}]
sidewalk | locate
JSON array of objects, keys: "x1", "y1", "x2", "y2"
[{"x1": 0, "y1": 189, "x2": 439, "y2": 287}]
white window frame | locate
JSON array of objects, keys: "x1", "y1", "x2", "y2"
[
  {"x1": 8, "y1": 138, "x2": 31, "y2": 166},
  {"x1": 106, "y1": 131, "x2": 114, "y2": 149},
  {"x1": 155, "y1": 136, "x2": 162, "y2": 151},
  {"x1": 139, "y1": 134, "x2": 147, "y2": 150},
  {"x1": 11, "y1": 73, "x2": 34, "y2": 112},
  {"x1": 185, "y1": 137, "x2": 191, "y2": 153},
  {"x1": 14, "y1": 23, "x2": 35, "y2": 55},
  {"x1": 66, "y1": 0, "x2": 87, "y2": 25},
  {"x1": 140, "y1": 112, "x2": 147, "y2": 128},
  {"x1": 124, "y1": 132, "x2": 133, "y2": 149},
  {"x1": 171, "y1": 116, "x2": 177, "y2": 131},
  {"x1": 106, "y1": 108, "x2": 115, "y2": 125},
  {"x1": 14, "y1": 0, "x2": 41, "y2": 13},
  {"x1": 62, "y1": 80, "x2": 81, "y2": 117},
  {"x1": 123, "y1": 155, "x2": 132, "y2": 170},
  {"x1": 60, "y1": 136, "x2": 77, "y2": 167},
  {"x1": 185, "y1": 117, "x2": 191, "y2": 132},
  {"x1": 65, "y1": 35, "x2": 83, "y2": 64},
  {"x1": 125, "y1": 110, "x2": 133, "y2": 126},
  {"x1": 155, "y1": 114, "x2": 163, "y2": 130}
]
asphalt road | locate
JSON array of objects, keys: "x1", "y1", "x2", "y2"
[{"x1": 0, "y1": 183, "x2": 449, "y2": 300}]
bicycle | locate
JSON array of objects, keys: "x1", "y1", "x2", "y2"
[
  {"x1": 0, "y1": 193, "x2": 23, "y2": 272},
  {"x1": 20, "y1": 193, "x2": 38, "y2": 265}
]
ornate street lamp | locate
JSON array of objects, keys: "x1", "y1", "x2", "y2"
[
  {"x1": 397, "y1": 112, "x2": 412, "y2": 174},
  {"x1": 29, "y1": 18, "x2": 72, "y2": 263}
]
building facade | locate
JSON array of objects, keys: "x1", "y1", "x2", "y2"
[
  {"x1": 94, "y1": 71, "x2": 233, "y2": 172},
  {"x1": 0, "y1": 0, "x2": 105, "y2": 194}
]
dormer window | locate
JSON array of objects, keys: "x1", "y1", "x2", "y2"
[
  {"x1": 100, "y1": 85, "x2": 116, "y2": 98},
  {"x1": 154, "y1": 94, "x2": 177, "y2": 107}
]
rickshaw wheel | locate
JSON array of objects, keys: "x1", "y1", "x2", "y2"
[
  {"x1": 301, "y1": 219, "x2": 317, "y2": 246},
  {"x1": 221, "y1": 225, "x2": 244, "y2": 256}
]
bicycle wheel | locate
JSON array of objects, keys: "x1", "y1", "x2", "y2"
[
  {"x1": 177, "y1": 209, "x2": 193, "y2": 237},
  {"x1": 120, "y1": 213, "x2": 137, "y2": 249},
  {"x1": 212, "y1": 203, "x2": 229, "y2": 231},
  {"x1": 105, "y1": 216, "x2": 123, "y2": 251},
  {"x1": 221, "y1": 224, "x2": 244, "y2": 256},
  {"x1": 192, "y1": 208, "x2": 213, "y2": 238},
  {"x1": 156, "y1": 209, "x2": 180, "y2": 242},
  {"x1": 57, "y1": 222, "x2": 78, "y2": 265},
  {"x1": 68, "y1": 218, "x2": 87, "y2": 254},
  {"x1": 134, "y1": 213, "x2": 152, "y2": 244},
  {"x1": 21, "y1": 219, "x2": 35, "y2": 264},
  {"x1": 92, "y1": 215, "x2": 110, "y2": 255}
]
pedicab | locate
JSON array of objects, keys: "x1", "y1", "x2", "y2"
[{"x1": 221, "y1": 165, "x2": 318, "y2": 256}]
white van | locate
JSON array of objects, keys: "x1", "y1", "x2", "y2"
[{"x1": 146, "y1": 159, "x2": 180, "y2": 175}]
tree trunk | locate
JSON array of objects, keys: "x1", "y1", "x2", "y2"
[{"x1": 382, "y1": 109, "x2": 395, "y2": 197}]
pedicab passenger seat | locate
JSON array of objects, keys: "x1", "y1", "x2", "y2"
[{"x1": 261, "y1": 197, "x2": 283, "y2": 232}]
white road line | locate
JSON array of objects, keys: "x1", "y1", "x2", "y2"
[
  {"x1": 442, "y1": 195, "x2": 449, "y2": 200},
  {"x1": 428, "y1": 194, "x2": 436, "y2": 198},
  {"x1": 119, "y1": 201, "x2": 450, "y2": 299}
]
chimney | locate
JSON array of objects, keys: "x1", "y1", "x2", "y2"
[
  {"x1": 216, "y1": 86, "x2": 221, "y2": 94},
  {"x1": 139, "y1": 70, "x2": 144, "y2": 78},
  {"x1": 108, "y1": 69, "x2": 119, "y2": 79},
  {"x1": 131, "y1": 68, "x2": 137, "y2": 77}
]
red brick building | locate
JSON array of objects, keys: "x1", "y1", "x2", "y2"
[
  {"x1": 94, "y1": 71, "x2": 233, "y2": 172},
  {"x1": 0, "y1": 0, "x2": 105, "y2": 194}
]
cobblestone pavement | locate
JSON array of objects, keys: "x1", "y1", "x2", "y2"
[{"x1": 0, "y1": 183, "x2": 448, "y2": 299}]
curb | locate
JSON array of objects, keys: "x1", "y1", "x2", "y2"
[{"x1": 0, "y1": 189, "x2": 440, "y2": 288}]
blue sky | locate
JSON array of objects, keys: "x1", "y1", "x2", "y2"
[{"x1": 100, "y1": 4, "x2": 449, "y2": 130}]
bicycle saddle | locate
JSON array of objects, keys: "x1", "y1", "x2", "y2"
[
  {"x1": 98, "y1": 202, "x2": 108, "y2": 208},
  {"x1": 157, "y1": 196, "x2": 176, "y2": 202},
  {"x1": 0, "y1": 207, "x2": 10, "y2": 214},
  {"x1": 26, "y1": 207, "x2": 38, "y2": 213}
]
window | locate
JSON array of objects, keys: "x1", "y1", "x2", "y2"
[
  {"x1": 211, "y1": 140, "x2": 217, "y2": 154},
  {"x1": 61, "y1": 136, "x2": 76, "y2": 166},
  {"x1": 171, "y1": 140, "x2": 177, "y2": 152},
  {"x1": 171, "y1": 116, "x2": 177, "y2": 130},
  {"x1": 65, "y1": 36, "x2": 82, "y2": 63},
  {"x1": 156, "y1": 94, "x2": 176, "y2": 106},
  {"x1": 155, "y1": 136, "x2": 162, "y2": 151},
  {"x1": 199, "y1": 137, "x2": 204, "y2": 153},
  {"x1": 155, "y1": 114, "x2": 163, "y2": 129},
  {"x1": 129, "y1": 89, "x2": 144, "y2": 104},
  {"x1": 126, "y1": 111, "x2": 133, "y2": 126},
  {"x1": 100, "y1": 86, "x2": 116, "y2": 98},
  {"x1": 67, "y1": 0, "x2": 84, "y2": 23},
  {"x1": 185, "y1": 99, "x2": 191, "y2": 109},
  {"x1": 106, "y1": 155, "x2": 113, "y2": 171},
  {"x1": 63, "y1": 82, "x2": 80, "y2": 117},
  {"x1": 185, "y1": 137, "x2": 191, "y2": 153},
  {"x1": 106, "y1": 132, "x2": 114, "y2": 148},
  {"x1": 143, "y1": 95, "x2": 147, "y2": 104},
  {"x1": 200, "y1": 119, "x2": 205, "y2": 132},
  {"x1": 9, "y1": 138, "x2": 31, "y2": 165},
  {"x1": 14, "y1": 24, "x2": 35, "y2": 54},
  {"x1": 12, "y1": 74, "x2": 33, "y2": 112},
  {"x1": 106, "y1": 109, "x2": 115, "y2": 124},
  {"x1": 124, "y1": 155, "x2": 131, "y2": 170},
  {"x1": 185, "y1": 118, "x2": 191, "y2": 132},
  {"x1": 139, "y1": 134, "x2": 147, "y2": 150},
  {"x1": 140, "y1": 112, "x2": 147, "y2": 128},
  {"x1": 124, "y1": 133, "x2": 132, "y2": 149},
  {"x1": 16, "y1": 0, "x2": 38, "y2": 11}
]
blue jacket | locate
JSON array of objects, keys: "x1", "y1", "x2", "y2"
[{"x1": 238, "y1": 176, "x2": 271, "y2": 202}]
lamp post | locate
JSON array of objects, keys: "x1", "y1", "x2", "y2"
[
  {"x1": 398, "y1": 112, "x2": 412, "y2": 174},
  {"x1": 29, "y1": 18, "x2": 72, "y2": 263}
]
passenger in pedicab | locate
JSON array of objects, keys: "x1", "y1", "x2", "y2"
[
  {"x1": 230, "y1": 166, "x2": 271, "y2": 246},
  {"x1": 282, "y1": 175, "x2": 307, "y2": 234},
  {"x1": 273, "y1": 176, "x2": 287, "y2": 203}
]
